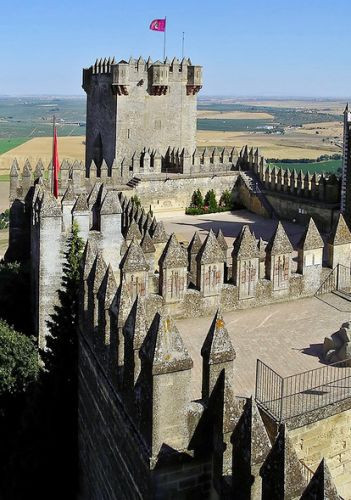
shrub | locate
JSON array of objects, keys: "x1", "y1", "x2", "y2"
[
  {"x1": 186, "y1": 189, "x2": 236, "y2": 215},
  {"x1": 204, "y1": 189, "x2": 218, "y2": 211},
  {"x1": 186, "y1": 207, "x2": 205, "y2": 215},
  {"x1": 0, "y1": 320, "x2": 38, "y2": 396},
  {"x1": 219, "y1": 190, "x2": 232, "y2": 208},
  {"x1": 191, "y1": 189, "x2": 204, "y2": 208}
]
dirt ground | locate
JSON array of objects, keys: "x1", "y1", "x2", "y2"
[
  {"x1": 196, "y1": 129, "x2": 340, "y2": 158},
  {"x1": 0, "y1": 136, "x2": 85, "y2": 172}
]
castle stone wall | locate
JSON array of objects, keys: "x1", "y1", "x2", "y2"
[
  {"x1": 290, "y1": 404, "x2": 351, "y2": 500},
  {"x1": 265, "y1": 191, "x2": 339, "y2": 233},
  {"x1": 85, "y1": 73, "x2": 117, "y2": 171},
  {"x1": 78, "y1": 333, "x2": 151, "y2": 499},
  {"x1": 131, "y1": 172, "x2": 240, "y2": 213}
]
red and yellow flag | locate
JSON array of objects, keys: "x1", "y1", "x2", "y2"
[{"x1": 149, "y1": 18, "x2": 166, "y2": 32}]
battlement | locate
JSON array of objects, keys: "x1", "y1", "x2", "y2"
[
  {"x1": 257, "y1": 163, "x2": 340, "y2": 205},
  {"x1": 83, "y1": 56, "x2": 202, "y2": 96},
  {"x1": 8, "y1": 145, "x2": 264, "y2": 203}
]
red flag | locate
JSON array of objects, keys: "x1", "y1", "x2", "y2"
[
  {"x1": 149, "y1": 18, "x2": 166, "y2": 32},
  {"x1": 53, "y1": 126, "x2": 60, "y2": 198}
]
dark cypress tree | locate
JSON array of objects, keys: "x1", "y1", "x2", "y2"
[
  {"x1": 39, "y1": 221, "x2": 84, "y2": 497},
  {"x1": 4, "y1": 223, "x2": 84, "y2": 500},
  {"x1": 43, "y1": 221, "x2": 84, "y2": 379}
]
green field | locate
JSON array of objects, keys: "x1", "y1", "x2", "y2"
[
  {"x1": 0, "y1": 175, "x2": 10, "y2": 182},
  {"x1": 0, "y1": 96, "x2": 86, "y2": 139},
  {"x1": 197, "y1": 118, "x2": 274, "y2": 132},
  {"x1": 0, "y1": 137, "x2": 28, "y2": 154},
  {"x1": 269, "y1": 159, "x2": 342, "y2": 175}
]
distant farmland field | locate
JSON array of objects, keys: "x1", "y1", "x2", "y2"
[
  {"x1": 0, "y1": 96, "x2": 86, "y2": 139},
  {"x1": 269, "y1": 159, "x2": 342, "y2": 175},
  {"x1": 197, "y1": 118, "x2": 274, "y2": 132},
  {"x1": 0, "y1": 137, "x2": 28, "y2": 154}
]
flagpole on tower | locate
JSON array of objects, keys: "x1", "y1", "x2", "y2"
[{"x1": 163, "y1": 17, "x2": 167, "y2": 60}]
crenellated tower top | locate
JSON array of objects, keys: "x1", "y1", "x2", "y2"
[{"x1": 83, "y1": 56, "x2": 202, "y2": 170}]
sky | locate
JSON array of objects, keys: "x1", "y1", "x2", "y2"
[{"x1": 0, "y1": 0, "x2": 350, "y2": 97}]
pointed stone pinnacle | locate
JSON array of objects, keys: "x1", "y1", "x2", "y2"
[
  {"x1": 201, "y1": 310, "x2": 236, "y2": 364},
  {"x1": 298, "y1": 218, "x2": 324, "y2": 250},
  {"x1": 198, "y1": 229, "x2": 224, "y2": 264},
  {"x1": 148, "y1": 313, "x2": 193, "y2": 375},
  {"x1": 100, "y1": 190, "x2": 122, "y2": 215},
  {"x1": 141, "y1": 230, "x2": 156, "y2": 254},
  {"x1": 121, "y1": 238, "x2": 149, "y2": 272},
  {"x1": 159, "y1": 233, "x2": 187, "y2": 268},
  {"x1": 188, "y1": 231, "x2": 202, "y2": 255},
  {"x1": 266, "y1": 221, "x2": 293, "y2": 255},
  {"x1": 328, "y1": 213, "x2": 351, "y2": 245},
  {"x1": 232, "y1": 225, "x2": 259, "y2": 260}
]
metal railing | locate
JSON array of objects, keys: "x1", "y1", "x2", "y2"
[
  {"x1": 316, "y1": 264, "x2": 351, "y2": 296},
  {"x1": 299, "y1": 460, "x2": 314, "y2": 484},
  {"x1": 255, "y1": 358, "x2": 351, "y2": 422}
]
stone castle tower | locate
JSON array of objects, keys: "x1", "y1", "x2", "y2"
[
  {"x1": 341, "y1": 103, "x2": 351, "y2": 221},
  {"x1": 82, "y1": 57, "x2": 202, "y2": 170}
]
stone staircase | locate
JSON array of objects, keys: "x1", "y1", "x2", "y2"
[
  {"x1": 239, "y1": 171, "x2": 278, "y2": 219},
  {"x1": 127, "y1": 177, "x2": 141, "y2": 188}
]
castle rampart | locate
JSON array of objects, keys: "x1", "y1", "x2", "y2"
[
  {"x1": 8, "y1": 159, "x2": 351, "y2": 348},
  {"x1": 341, "y1": 104, "x2": 351, "y2": 221},
  {"x1": 77, "y1": 202, "x2": 347, "y2": 497}
]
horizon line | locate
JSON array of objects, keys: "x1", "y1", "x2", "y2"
[{"x1": 0, "y1": 93, "x2": 350, "y2": 101}]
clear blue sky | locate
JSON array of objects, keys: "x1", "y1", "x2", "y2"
[{"x1": 0, "y1": 0, "x2": 350, "y2": 97}]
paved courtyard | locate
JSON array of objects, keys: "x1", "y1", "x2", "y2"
[
  {"x1": 159, "y1": 209, "x2": 310, "y2": 270},
  {"x1": 159, "y1": 209, "x2": 307, "y2": 247},
  {"x1": 176, "y1": 295, "x2": 351, "y2": 400}
]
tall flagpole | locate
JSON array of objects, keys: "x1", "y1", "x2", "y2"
[
  {"x1": 182, "y1": 32, "x2": 185, "y2": 58},
  {"x1": 51, "y1": 115, "x2": 56, "y2": 194},
  {"x1": 163, "y1": 17, "x2": 166, "y2": 60}
]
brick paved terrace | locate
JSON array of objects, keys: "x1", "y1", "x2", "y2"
[{"x1": 176, "y1": 295, "x2": 351, "y2": 401}]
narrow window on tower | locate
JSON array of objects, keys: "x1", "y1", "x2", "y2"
[{"x1": 127, "y1": 129, "x2": 131, "y2": 139}]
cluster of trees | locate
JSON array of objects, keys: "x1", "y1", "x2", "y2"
[
  {"x1": 0, "y1": 223, "x2": 84, "y2": 499},
  {"x1": 186, "y1": 189, "x2": 234, "y2": 215},
  {"x1": 267, "y1": 154, "x2": 342, "y2": 164}
]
